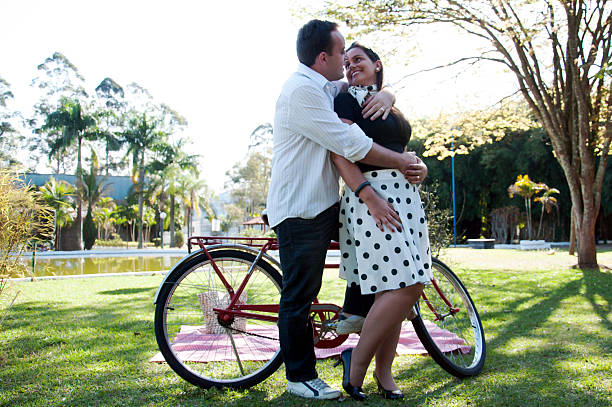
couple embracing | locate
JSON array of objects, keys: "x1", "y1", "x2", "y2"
[{"x1": 266, "y1": 19, "x2": 433, "y2": 401}]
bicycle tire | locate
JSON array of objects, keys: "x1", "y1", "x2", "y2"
[
  {"x1": 154, "y1": 248, "x2": 283, "y2": 389},
  {"x1": 411, "y1": 257, "x2": 486, "y2": 377}
]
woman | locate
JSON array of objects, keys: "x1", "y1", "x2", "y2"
[{"x1": 331, "y1": 42, "x2": 432, "y2": 401}]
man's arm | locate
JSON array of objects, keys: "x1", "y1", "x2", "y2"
[
  {"x1": 290, "y1": 85, "x2": 414, "y2": 169},
  {"x1": 359, "y1": 143, "x2": 418, "y2": 174}
]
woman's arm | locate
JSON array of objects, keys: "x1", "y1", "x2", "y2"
[{"x1": 331, "y1": 151, "x2": 403, "y2": 233}]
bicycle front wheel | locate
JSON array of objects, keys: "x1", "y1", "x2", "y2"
[
  {"x1": 412, "y1": 257, "x2": 486, "y2": 377},
  {"x1": 154, "y1": 249, "x2": 283, "y2": 389}
]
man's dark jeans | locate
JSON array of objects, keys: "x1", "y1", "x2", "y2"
[{"x1": 274, "y1": 203, "x2": 339, "y2": 382}]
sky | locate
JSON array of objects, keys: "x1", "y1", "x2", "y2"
[{"x1": 1, "y1": 0, "x2": 517, "y2": 192}]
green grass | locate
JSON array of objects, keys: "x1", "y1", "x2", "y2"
[{"x1": 0, "y1": 247, "x2": 610, "y2": 406}]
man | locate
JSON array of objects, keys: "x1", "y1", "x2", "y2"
[{"x1": 266, "y1": 19, "x2": 419, "y2": 400}]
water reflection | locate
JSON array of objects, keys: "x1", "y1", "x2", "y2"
[{"x1": 32, "y1": 255, "x2": 184, "y2": 277}]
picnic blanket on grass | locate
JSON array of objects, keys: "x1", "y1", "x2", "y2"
[{"x1": 150, "y1": 320, "x2": 470, "y2": 363}]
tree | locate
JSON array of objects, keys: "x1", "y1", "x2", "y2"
[
  {"x1": 95, "y1": 78, "x2": 126, "y2": 175},
  {"x1": 80, "y1": 149, "x2": 108, "y2": 249},
  {"x1": 29, "y1": 52, "x2": 89, "y2": 172},
  {"x1": 43, "y1": 98, "x2": 99, "y2": 250},
  {"x1": 227, "y1": 151, "x2": 272, "y2": 219},
  {"x1": 0, "y1": 77, "x2": 23, "y2": 168},
  {"x1": 121, "y1": 112, "x2": 166, "y2": 248},
  {"x1": 93, "y1": 197, "x2": 116, "y2": 240},
  {"x1": 508, "y1": 174, "x2": 545, "y2": 240},
  {"x1": 180, "y1": 173, "x2": 213, "y2": 238},
  {"x1": 225, "y1": 123, "x2": 273, "y2": 223},
  {"x1": 148, "y1": 138, "x2": 199, "y2": 246},
  {"x1": 39, "y1": 177, "x2": 76, "y2": 250},
  {"x1": 318, "y1": 0, "x2": 612, "y2": 267},
  {"x1": 534, "y1": 185, "x2": 560, "y2": 239}
]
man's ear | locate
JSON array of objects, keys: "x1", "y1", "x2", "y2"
[{"x1": 317, "y1": 51, "x2": 327, "y2": 64}]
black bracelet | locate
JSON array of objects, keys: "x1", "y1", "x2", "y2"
[{"x1": 354, "y1": 180, "x2": 371, "y2": 197}]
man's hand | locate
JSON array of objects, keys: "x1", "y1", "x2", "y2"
[
  {"x1": 362, "y1": 87, "x2": 395, "y2": 120},
  {"x1": 396, "y1": 151, "x2": 419, "y2": 174},
  {"x1": 404, "y1": 156, "x2": 428, "y2": 184}
]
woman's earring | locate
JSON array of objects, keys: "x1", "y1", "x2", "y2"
[{"x1": 376, "y1": 67, "x2": 380, "y2": 72}]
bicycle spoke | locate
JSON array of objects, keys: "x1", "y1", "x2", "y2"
[{"x1": 226, "y1": 328, "x2": 246, "y2": 375}]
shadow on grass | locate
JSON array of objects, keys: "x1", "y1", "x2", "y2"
[
  {"x1": 581, "y1": 268, "x2": 612, "y2": 331},
  {"x1": 99, "y1": 287, "x2": 156, "y2": 295},
  {"x1": 1, "y1": 271, "x2": 610, "y2": 407}
]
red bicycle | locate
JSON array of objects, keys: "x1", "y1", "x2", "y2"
[{"x1": 153, "y1": 236, "x2": 485, "y2": 389}]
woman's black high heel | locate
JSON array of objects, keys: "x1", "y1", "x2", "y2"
[
  {"x1": 373, "y1": 372, "x2": 404, "y2": 400},
  {"x1": 333, "y1": 349, "x2": 367, "y2": 401}
]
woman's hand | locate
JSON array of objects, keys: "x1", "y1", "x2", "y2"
[
  {"x1": 362, "y1": 87, "x2": 395, "y2": 120},
  {"x1": 404, "y1": 155, "x2": 428, "y2": 184},
  {"x1": 359, "y1": 187, "x2": 403, "y2": 233}
]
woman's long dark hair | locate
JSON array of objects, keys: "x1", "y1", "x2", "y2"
[{"x1": 347, "y1": 42, "x2": 412, "y2": 145}]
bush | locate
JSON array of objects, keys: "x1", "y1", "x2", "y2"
[
  {"x1": 420, "y1": 182, "x2": 453, "y2": 256},
  {"x1": 94, "y1": 239, "x2": 155, "y2": 248},
  {"x1": 151, "y1": 238, "x2": 160, "y2": 247},
  {"x1": 173, "y1": 230, "x2": 184, "y2": 248},
  {"x1": 0, "y1": 170, "x2": 53, "y2": 326},
  {"x1": 238, "y1": 227, "x2": 276, "y2": 238},
  {"x1": 83, "y1": 211, "x2": 97, "y2": 250}
]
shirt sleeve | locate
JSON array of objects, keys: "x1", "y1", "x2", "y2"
[{"x1": 288, "y1": 85, "x2": 372, "y2": 163}]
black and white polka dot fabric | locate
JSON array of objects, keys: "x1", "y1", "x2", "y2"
[{"x1": 339, "y1": 169, "x2": 433, "y2": 294}]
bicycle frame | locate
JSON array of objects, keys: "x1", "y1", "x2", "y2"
[{"x1": 167, "y1": 236, "x2": 462, "y2": 327}]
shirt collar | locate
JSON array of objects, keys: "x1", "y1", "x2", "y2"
[{"x1": 297, "y1": 63, "x2": 331, "y2": 90}]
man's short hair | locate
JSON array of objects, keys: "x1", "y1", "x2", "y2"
[{"x1": 296, "y1": 20, "x2": 339, "y2": 67}]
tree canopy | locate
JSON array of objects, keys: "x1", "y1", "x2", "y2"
[{"x1": 318, "y1": 0, "x2": 612, "y2": 267}]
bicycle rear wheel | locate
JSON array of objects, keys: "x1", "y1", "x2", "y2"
[
  {"x1": 154, "y1": 249, "x2": 283, "y2": 389},
  {"x1": 411, "y1": 257, "x2": 486, "y2": 377}
]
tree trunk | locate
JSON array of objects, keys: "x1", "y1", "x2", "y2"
[
  {"x1": 75, "y1": 137, "x2": 83, "y2": 250},
  {"x1": 575, "y1": 209, "x2": 598, "y2": 268},
  {"x1": 569, "y1": 212, "x2": 575, "y2": 255},
  {"x1": 170, "y1": 194, "x2": 175, "y2": 247},
  {"x1": 537, "y1": 207, "x2": 544, "y2": 240},
  {"x1": 137, "y1": 150, "x2": 145, "y2": 249},
  {"x1": 160, "y1": 188, "x2": 165, "y2": 248}
]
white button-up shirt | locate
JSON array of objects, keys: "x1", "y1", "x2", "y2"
[{"x1": 266, "y1": 64, "x2": 373, "y2": 227}]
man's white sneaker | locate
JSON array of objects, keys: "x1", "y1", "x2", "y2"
[
  {"x1": 286, "y1": 378, "x2": 341, "y2": 399},
  {"x1": 336, "y1": 314, "x2": 365, "y2": 335}
]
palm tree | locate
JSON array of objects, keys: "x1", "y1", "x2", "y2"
[
  {"x1": 121, "y1": 112, "x2": 166, "y2": 248},
  {"x1": 95, "y1": 77, "x2": 126, "y2": 175},
  {"x1": 145, "y1": 173, "x2": 169, "y2": 246},
  {"x1": 179, "y1": 173, "x2": 212, "y2": 238},
  {"x1": 43, "y1": 98, "x2": 99, "y2": 250},
  {"x1": 534, "y1": 186, "x2": 560, "y2": 240},
  {"x1": 508, "y1": 174, "x2": 544, "y2": 240},
  {"x1": 93, "y1": 197, "x2": 116, "y2": 240},
  {"x1": 80, "y1": 149, "x2": 109, "y2": 249},
  {"x1": 148, "y1": 138, "x2": 199, "y2": 246},
  {"x1": 39, "y1": 178, "x2": 76, "y2": 250}
]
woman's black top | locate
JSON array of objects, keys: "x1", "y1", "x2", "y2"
[{"x1": 334, "y1": 92, "x2": 408, "y2": 173}]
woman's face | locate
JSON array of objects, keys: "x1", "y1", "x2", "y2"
[{"x1": 344, "y1": 47, "x2": 381, "y2": 86}]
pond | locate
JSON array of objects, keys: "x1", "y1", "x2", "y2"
[{"x1": 27, "y1": 254, "x2": 185, "y2": 278}]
